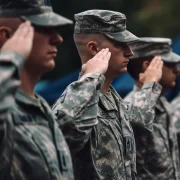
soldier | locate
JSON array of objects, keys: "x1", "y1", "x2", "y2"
[
  {"x1": 0, "y1": 0, "x2": 76, "y2": 179},
  {"x1": 125, "y1": 37, "x2": 180, "y2": 179},
  {"x1": 0, "y1": 0, "x2": 113, "y2": 179},
  {"x1": 171, "y1": 72, "x2": 180, "y2": 153},
  {"x1": 52, "y1": 10, "x2": 163, "y2": 180},
  {"x1": 172, "y1": 94, "x2": 180, "y2": 153}
]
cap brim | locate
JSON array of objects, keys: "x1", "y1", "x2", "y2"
[
  {"x1": 20, "y1": 12, "x2": 73, "y2": 27},
  {"x1": 161, "y1": 51, "x2": 180, "y2": 63},
  {"x1": 104, "y1": 30, "x2": 139, "y2": 43}
]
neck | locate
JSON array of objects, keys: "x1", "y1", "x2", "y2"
[
  {"x1": 101, "y1": 76, "x2": 113, "y2": 93},
  {"x1": 161, "y1": 87, "x2": 169, "y2": 96},
  {"x1": 136, "y1": 80, "x2": 143, "y2": 88},
  {"x1": 101, "y1": 71, "x2": 125, "y2": 93},
  {"x1": 20, "y1": 68, "x2": 41, "y2": 98}
]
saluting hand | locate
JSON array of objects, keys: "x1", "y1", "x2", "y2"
[
  {"x1": 81, "y1": 48, "x2": 111, "y2": 75},
  {"x1": 139, "y1": 56, "x2": 163, "y2": 84},
  {"x1": 1, "y1": 21, "x2": 34, "y2": 60}
]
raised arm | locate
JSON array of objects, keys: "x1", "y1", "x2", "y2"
[
  {"x1": 0, "y1": 21, "x2": 34, "y2": 144},
  {"x1": 125, "y1": 56, "x2": 163, "y2": 131},
  {"x1": 52, "y1": 49, "x2": 111, "y2": 154}
]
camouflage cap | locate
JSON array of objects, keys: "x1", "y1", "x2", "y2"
[
  {"x1": 129, "y1": 37, "x2": 180, "y2": 63},
  {"x1": 74, "y1": 9, "x2": 139, "y2": 43},
  {"x1": 0, "y1": 0, "x2": 73, "y2": 27}
]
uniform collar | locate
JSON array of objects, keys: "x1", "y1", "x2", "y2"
[
  {"x1": 15, "y1": 88, "x2": 42, "y2": 108},
  {"x1": 99, "y1": 85, "x2": 122, "y2": 111},
  {"x1": 155, "y1": 96, "x2": 170, "y2": 113},
  {"x1": 133, "y1": 84, "x2": 140, "y2": 92},
  {"x1": 15, "y1": 88, "x2": 56, "y2": 120}
]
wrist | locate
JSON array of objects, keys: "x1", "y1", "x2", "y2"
[{"x1": 142, "y1": 78, "x2": 159, "y2": 84}]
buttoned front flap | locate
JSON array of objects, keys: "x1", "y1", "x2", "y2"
[
  {"x1": 119, "y1": 103, "x2": 137, "y2": 172},
  {"x1": 53, "y1": 121, "x2": 73, "y2": 178},
  {"x1": 145, "y1": 123, "x2": 172, "y2": 168},
  {"x1": 119, "y1": 102, "x2": 134, "y2": 135},
  {"x1": 32, "y1": 129, "x2": 64, "y2": 180},
  {"x1": 91, "y1": 107, "x2": 125, "y2": 179}
]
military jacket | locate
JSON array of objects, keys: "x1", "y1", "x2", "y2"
[
  {"x1": 53, "y1": 73, "x2": 162, "y2": 180},
  {"x1": 172, "y1": 95, "x2": 180, "y2": 133},
  {"x1": 125, "y1": 86, "x2": 180, "y2": 180},
  {"x1": 171, "y1": 95, "x2": 180, "y2": 156},
  {"x1": 0, "y1": 51, "x2": 73, "y2": 180}
]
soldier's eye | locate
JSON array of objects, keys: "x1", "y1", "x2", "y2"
[
  {"x1": 34, "y1": 26, "x2": 57, "y2": 35},
  {"x1": 113, "y1": 42, "x2": 127, "y2": 49}
]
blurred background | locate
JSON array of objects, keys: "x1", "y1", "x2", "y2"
[{"x1": 35, "y1": 0, "x2": 180, "y2": 105}]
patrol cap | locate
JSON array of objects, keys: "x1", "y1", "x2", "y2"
[
  {"x1": 74, "y1": 9, "x2": 139, "y2": 43},
  {"x1": 0, "y1": 0, "x2": 73, "y2": 27},
  {"x1": 129, "y1": 37, "x2": 180, "y2": 63}
]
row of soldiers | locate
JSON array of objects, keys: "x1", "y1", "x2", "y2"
[{"x1": 0, "y1": 0, "x2": 180, "y2": 180}]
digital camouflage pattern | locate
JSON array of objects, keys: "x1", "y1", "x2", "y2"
[
  {"x1": 129, "y1": 37, "x2": 180, "y2": 63},
  {"x1": 52, "y1": 77, "x2": 162, "y2": 179},
  {"x1": 52, "y1": 9, "x2": 162, "y2": 180},
  {"x1": 0, "y1": 51, "x2": 74, "y2": 180},
  {"x1": 172, "y1": 95, "x2": 180, "y2": 133},
  {"x1": 0, "y1": 0, "x2": 73, "y2": 27},
  {"x1": 74, "y1": 9, "x2": 139, "y2": 43},
  {"x1": 125, "y1": 86, "x2": 180, "y2": 180},
  {"x1": 171, "y1": 95, "x2": 180, "y2": 155}
]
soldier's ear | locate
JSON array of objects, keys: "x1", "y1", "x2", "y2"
[
  {"x1": 0, "y1": 27, "x2": 13, "y2": 49},
  {"x1": 0, "y1": 27, "x2": 12, "y2": 40},
  {"x1": 87, "y1": 41, "x2": 99, "y2": 56},
  {"x1": 142, "y1": 60, "x2": 150, "y2": 72}
]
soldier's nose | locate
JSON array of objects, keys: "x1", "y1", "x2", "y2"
[
  {"x1": 53, "y1": 33, "x2": 63, "y2": 45},
  {"x1": 128, "y1": 48, "x2": 134, "y2": 57},
  {"x1": 125, "y1": 46, "x2": 134, "y2": 57},
  {"x1": 58, "y1": 35, "x2": 64, "y2": 44}
]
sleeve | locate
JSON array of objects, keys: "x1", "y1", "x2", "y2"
[
  {"x1": 125, "y1": 82, "x2": 162, "y2": 131},
  {"x1": 171, "y1": 104, "x2": 180, "y2": 134},
  {"x1": 52, "y1": 73, "x2": 105, "y2": 154},
  {"x1": 0, "y1": 51, "x2": 23, "y2": 144}
]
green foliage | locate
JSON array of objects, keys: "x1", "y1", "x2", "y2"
[{"x1": 136, "y1": 0, "x2": 180, "y2": 37}]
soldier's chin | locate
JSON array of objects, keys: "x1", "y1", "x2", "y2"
[
  {"x1": 171, "y1": 81, "x2": 176, "y2": 87},
  {"x1": 120, "y1": 67, "x2": 127, "y2": 73},
  {"x1": 43, "y1": 60, "x2": 55, "y2": 73},
  {"x1": 116, "y1": 67, "x2": 127, "y2": 77}
]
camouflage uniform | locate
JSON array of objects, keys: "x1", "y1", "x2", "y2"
[
  {"x1": 172, "y1": 95, "x2": 180, "y2": 156},
  {"x1": 0, "y1": 51, "x2": 74, "y2": 180},
  {"x1": 125, "y1": 38, "x2": 180, "y2": 180},
  {"x1": 0, "y1": 0, "x2": 74, "y2": 179},
  {"x1": 53, "y1": 10, "x2": 162, "y2": 180},
  {"x1": 172, "y1": 95, "x2": 180, "y2": 134}
]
